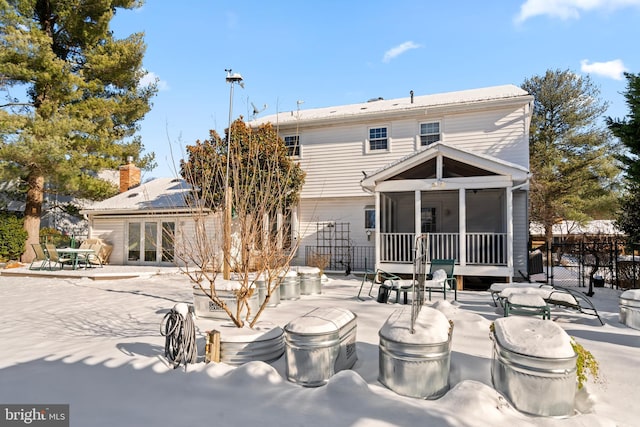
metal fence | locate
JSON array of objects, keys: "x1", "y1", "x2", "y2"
[{"x1": 528, "y1": 239, "x2": 639, "y2": 290}]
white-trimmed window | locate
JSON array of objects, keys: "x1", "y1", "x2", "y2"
[
  {"x1": 420, "y1": 122, "x2": 440, "y2": 146},
  {"x1": 368, "y1": 127, "x2": 388, "y2": 151},
  {"x1": 284, "y1": 135, "x2": 300, "y2": 157},
  {"x1": 127, "y1": 220, "x2": 175, "y2": 264},
  {"x1": 364, "y1": 205, "x2": 375, "y2": 230}
]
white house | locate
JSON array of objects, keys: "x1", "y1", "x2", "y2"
[
  {"x1": 82, "y1": 85, "x2": 533, "y2": 286},
  {"x1": 251, "y1": 85, "x2": 533, "y2": 284}
]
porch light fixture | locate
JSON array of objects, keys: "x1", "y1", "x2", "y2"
[
  {"x1": 431, "y1": 179, "x2": 445, "y2": 189},
  {"x1": 366, "y1": 229, "x2": 372, "y2": 241}
]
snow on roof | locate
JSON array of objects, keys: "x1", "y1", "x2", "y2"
[
  {"x1": 250, "y1": 85, "x2": 531, "y2": 126},
  {"x1": 81, "y1": 177, "x2": 193, "y2": 213},
  {"x1": 530, "y1": 220, "x2": 623, "y2": 236}
]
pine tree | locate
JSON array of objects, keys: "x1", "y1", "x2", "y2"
[
  {"x1": 522, "y1": 69, "x2": 621, "y2": 245},
  {"x1": 0, "y1": 0, "x2": 156, "y2": 261},
  {"x1": 607, "y1": 72, "x2": 640, "y2": 244}
]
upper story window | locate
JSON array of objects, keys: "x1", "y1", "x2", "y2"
[
  {"x1": 420, "y1": 122, "x2": 440, "y2": 146},
  {"x1": 284, "y1": 135, "x2": 300, "y2": 157},
  {"x1": 368, "y1": 127, "x2": 388, "y2": 151}
]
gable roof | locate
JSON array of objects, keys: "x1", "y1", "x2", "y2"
[
  {"x1": 250, "y1": 85, "x2": 532, "y2": 128},
  {"x1": 81, "y1": 177, "x2": 196, "y2": 215},
  {"x1": 360, "y1": 142, "x2": 529, "y2": 191}
]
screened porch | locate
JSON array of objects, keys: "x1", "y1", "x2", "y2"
[{"x1": 376, "y1": 188, "x2": 509, "y2": 266}]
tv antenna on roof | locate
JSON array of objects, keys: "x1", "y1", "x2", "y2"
[{"x1": 251, "y1": 102, "x2": 267, "y2": 119}]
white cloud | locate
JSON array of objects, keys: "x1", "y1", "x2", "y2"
[
  {"x1": 382, "y1": 41, "x2": 422, "y2": 63},
  {"x1": 580, "y1": 59, "x2": 628, "y2": 80},
  {"x1": 515, "y1": 0, "x2": 640, "y2": 23},
  {"x1": 140, "y1": 71, "x2": 169, "y2": 91}
]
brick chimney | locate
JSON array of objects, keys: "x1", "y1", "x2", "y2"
[{"x1": 119, "y1": 157, "x2": 141, "y2": 193}]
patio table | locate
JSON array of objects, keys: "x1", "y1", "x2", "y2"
[{"x1": 56, "y1": 248, "x2": 95, "y2": 270}]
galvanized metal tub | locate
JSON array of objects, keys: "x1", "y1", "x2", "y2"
[
  {"x1": 378, "y1": 307, "x2": 452, "y2": 399},
  {"x1": 298, "y1": 266, "x2": 322, "y2": 295},
  {"x1": 279, "y1": 272, "x2": 300, "y2": 300},
  {"x1": 192, "y1": 284, "x2": 259, "y2": 321},
  {"x1": 284, "y1": 307, "x2": 357, "y2": 387},
  {"x1": 220, "y1": 323, "x2": 285, "y2": 365},
  {"x1": 620, "y1": 289, "x2": 640, "y2": 330},
  {"x1": 255, "y1": 279, "x2": 281, "y2": 307},
  {"x1": 491, "y1": 317, "x2": 577, "y2": 417}
]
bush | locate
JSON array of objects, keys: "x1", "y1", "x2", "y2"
[
  {"x1": 0, "y1": 213, "x2": 28, "y2": 262},
  {"x1": 618, "y1": 261, "x2": 640, "y2": 289},
  {"x1": 571, "y1": 338, "x2": 600, "y2": 389}
]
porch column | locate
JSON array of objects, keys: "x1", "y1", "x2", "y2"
[
  {"x1": 375, "y1": 191, "x2": 380, "y2": 270},
  {"x1": 506, "y1": 187, "x2": 514, "y2": 275},
  {"x1": 415, "y1": 190, "x2": 421, "y2": 243},
  {"x1": 459, "y1": 188, "x2": 466, "y2": 266}
]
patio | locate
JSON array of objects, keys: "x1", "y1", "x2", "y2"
[{"x1": 0, "y1": 266, "x2": 637, "y2": 426}]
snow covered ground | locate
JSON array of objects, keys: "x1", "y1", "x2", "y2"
[{"x1": 0, "y1": 267, "x2": 638, "y2": 427}]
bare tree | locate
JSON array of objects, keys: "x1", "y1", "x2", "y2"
[{"x1": 177, "y1": 120, "x2": 305, "y2": 328}]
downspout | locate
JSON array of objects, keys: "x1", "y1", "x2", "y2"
[
  {"x1": 511, "y1": 180, "x2": 529, "y2": 192},
  {"x1": 360, "y1": 175, "x2": 378, "y2": 271}
]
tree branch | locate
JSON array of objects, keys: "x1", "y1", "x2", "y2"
[{"x1": 0, "y1": 102, "x2": 34, "y2": 109}]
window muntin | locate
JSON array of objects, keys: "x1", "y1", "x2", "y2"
[
  {"x1": 128, "y1": 223, "x2": 140, "y2": 261},
  {"x1": 144, "y1": 222, "x2": 158, "y2": 262},
  {"x1": 421, "y1": 207, "x2": 437, "y2": 233},
  {"x1": 420, "y1": 122, "x2": 440, "y2": 146},
  {"x1": 368, "y1": 127, "x2": 388, "y2": 151},
  {"x1": 284, "y1": 135, "x2": 300, "y2": 157},
  {"x1": 127, "y1": 220, "x2": 175, "y2": 264},
  {"x1": 162, "y1": 222, "x2": 175, "y2": 262}
]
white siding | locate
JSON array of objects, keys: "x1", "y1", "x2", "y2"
[
  {"x1": 90, "y1": 218, "x2": 125, "y2": 264},
  {"x1": 294, "y1": 104, "x2": 529, "y2": 199},
  {"x1": 443, "y1": 106, "x2": 529, "y2": 167},
  {"x1": 292, "y1": 196, "x2": 375, "y2": 266},
  {"x1": 89, "y1": 214, "x2": 224, "y2": 267}
]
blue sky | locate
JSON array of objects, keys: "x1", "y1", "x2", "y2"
[{"x1": 111, "y1": 0, "x2": 640, "y2": 179}]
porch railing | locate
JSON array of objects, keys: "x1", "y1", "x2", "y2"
[
  {"x1": 466, "y1": 233, "x2": 507, "y2": 265},
  {"x1": 380, "y1": 232, "x2": 507, "y2": 265}
]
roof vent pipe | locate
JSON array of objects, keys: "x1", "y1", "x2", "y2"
[{"x1": 410, "y1": 90, "x2": 414, "y2": 104}]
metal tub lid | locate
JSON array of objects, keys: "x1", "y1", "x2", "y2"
[
  {"x1": 493, "y1": 317, "x2": 574, "y2": 359},
  {"x1": 379, "y1": 307, "x2": 450, "y2": 344},
  {"x1": 297, "y1": 266, "x2": 321, "y2": 276},
  {"x1": 620, "y1": 289, "x2": 640, "y2": 307},
  {"x1": 285, "y1": 307, "x2": 356, "y2": 334}
]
